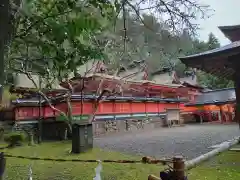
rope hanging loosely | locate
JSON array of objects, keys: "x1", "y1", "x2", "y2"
[{"x1": 4, "y1": 153, "x2": 173, "y2": 165}]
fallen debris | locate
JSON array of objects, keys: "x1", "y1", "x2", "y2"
[{"x1": 229, "y1": 148, "x2": 240, "y2": 152}]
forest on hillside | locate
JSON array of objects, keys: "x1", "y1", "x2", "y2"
[
  {"x1": 96, "y1": 13, "x2": 233, "y2": 89},
  {"x1": 1, "y1": 0, "x2": 233, "y2": 91}
]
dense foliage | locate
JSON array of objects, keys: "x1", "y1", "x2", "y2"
[
  {"x1": 7, "y1": 0, "x2": 116, "y2": 85},
  {"x1": 1, "y1": 0, "x2": 209, "y2": 87},
  {"x1": 1, "y1": 0, "x2": 230, "y2": 90},
  {"x1": 4, "y1": 132, "x2": 26, "y2": 147}
]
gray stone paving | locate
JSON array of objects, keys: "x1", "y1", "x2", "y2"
[{"x1": 94, "y1": 124, "x2": 240, "y2": 160}]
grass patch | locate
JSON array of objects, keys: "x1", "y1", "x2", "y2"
[
  {"x1": 1, "y1": 141, "x2": 240, "y2": 180},
  {"x1": 2, "y1": 141, "x2": 163, "y2": 180},
  {"x1": 188, "y1": 149, "x2": 240, "y2": 180}
]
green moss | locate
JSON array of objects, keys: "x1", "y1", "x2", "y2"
[
  {"x1": 1, "y1": 142, "x2": 240, "y2": 180},
  {"x1": 189, "y1": 149, "x2": 240, "y2": 180}
]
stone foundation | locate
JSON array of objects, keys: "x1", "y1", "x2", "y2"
[
  {"x1": 16, "y1": 115, "x2": 175, "y2": 139},
  {"x1": 92, "y1": 117, "x2": 165, "y2": 137}
]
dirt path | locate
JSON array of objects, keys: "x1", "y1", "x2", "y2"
[{"x1": 94, "y1": 124, "x2": 240, "y2": 160}]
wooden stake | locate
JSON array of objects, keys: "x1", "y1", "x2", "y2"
[{"x1": 173, "y1": 156, "x2": 185, "y2": 180}]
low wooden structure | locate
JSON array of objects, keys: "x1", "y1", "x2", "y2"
[
  {"x1": 165, "y1": 108, "x2": 181, "y2": 127},
  {"x1": 185, "y1": 88, "x2": 235, "y2": 123},
  {"x1": 179, "y1": 24, "x2": 240, "y2": 126},
  {"x1": 6, "y1": 74, "x2": 194, "y2": 138}
]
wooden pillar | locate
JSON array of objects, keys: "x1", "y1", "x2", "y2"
[
  {"x1": 157, "y1": 101, "x2": 160, "y2": 117},
  {"x1": 208, "y1": 111, "x2": 212, "y2": 122},
  {"x1": 199, "y1": 113, "x2": 203, "y2": 124},
  {"x1": 218, "y1": 105, "x2": 224, "y2": 123},
  {"x1": 130, "y1": 100, "x2": 133, "y2": 119},
  {"x1": 113, "y1": 100, "x2": 116, "y2": 121},
  {"x1": 144, "y1": 98, "x2": 147, "y2": 118},
  {"x1": 234, "y1": 71, "x2": 240, "y2": 128},
  {"x1": 173, "y1": 156, "x2": 185, "y2": 180},
  {"x1": 227, "y1": 105, "x2": 232, "y2": 122}
]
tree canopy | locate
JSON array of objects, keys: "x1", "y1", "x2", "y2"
[{"x1": 2, "y1": 0, "x2": 230, "y2": 91}]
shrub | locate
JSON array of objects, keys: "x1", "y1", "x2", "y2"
[{"x1": 4, "y1": 132, "x2": 26, "y2": 147}]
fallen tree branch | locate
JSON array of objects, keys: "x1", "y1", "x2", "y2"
[
  {"x1": 185, "y1": 137, "x2": 240, "y2": 170},
  {"x1": 12, "y1": 67, "x2": 72, "y2": 131}
]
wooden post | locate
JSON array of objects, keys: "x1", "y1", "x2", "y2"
[
  {"x1": 0, "y1": 152, "x2": 6, "y2": 180},
  {"x1": 233, "y1": 61, "x2": 240, "y2": 128},
  {"x1": 219, "y1": 105, "x2": 224, "y2": 123},
  {"x1": 173, "y1": 156, "x2": 185, "y2": 180},
  {"x1": 208, "y1": 111, "x2": 212, "y2": 122},
  {"x1": 200, "y1": 114, "x2": 203, "y2": 124}
]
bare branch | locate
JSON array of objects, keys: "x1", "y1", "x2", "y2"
[
  {"x1": 125, "y1": 0, "x2": 210, "y2": 35},
  {"x1": 11, "y1": 67, "x2": 71, "y2": 130}
]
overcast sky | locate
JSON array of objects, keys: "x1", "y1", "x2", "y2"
[{"x1": 197, "y1": 0, "x2": 240, "y2": 45}]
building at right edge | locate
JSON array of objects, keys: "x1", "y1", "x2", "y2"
[{"x1": 180, "y1": 25, "x2": 240, "y2": 123}]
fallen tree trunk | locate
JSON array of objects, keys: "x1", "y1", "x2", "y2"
[{"x1": 185, "y1": 136, "x2": 240, "y2": 170}]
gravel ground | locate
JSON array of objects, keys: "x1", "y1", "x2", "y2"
[{"x1": 94, "y1": 124, "x2": 240, "y2": 160}]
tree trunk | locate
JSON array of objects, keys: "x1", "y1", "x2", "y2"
[
  {"x1": 66, "y1": 94, "x2": 73, "y2": 133},
  {"x1": 0, "y1": 0, "x2": 10, "y2": 103},
  {"x1": 38, "y1": 80, "x2": 43, "y2": 143},
  {"x1": 185, "y1": 137, "x2": 240, "y2": 170}
]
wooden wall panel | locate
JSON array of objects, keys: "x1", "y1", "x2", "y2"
[
  {"x1": 71, "y1": 102, "x2": 93, "y2": 115},
  {"x1": 97, "y1": 102, "x2": 114, "y2": 114},
  {"x1": 115, "y1": 102, "x2": 131, "y2": 113},
  {"x1": 131, "y1": 102, "x2": 147, "y2": 113},
  {"x1": 44, "y1": 107, "x2": 54, "y2": 118},
  {"x1": 146, "y1": 102, "x2": 158, "y2": 113}
]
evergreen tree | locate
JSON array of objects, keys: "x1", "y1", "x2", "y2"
[{"x1": 197, "y1": 33, "x2": 233, "y2": 89}]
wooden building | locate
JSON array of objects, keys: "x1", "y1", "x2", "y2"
[
  {"x1": 179, "y1": 24, "x2": 240, "y2": 126},
  {"x1": 185, "y1": 88, "x2": 235, "y2": 123}
]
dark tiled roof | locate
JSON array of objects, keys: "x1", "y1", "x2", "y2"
[
  {"x1": 178, "y1": 41, "x2": 240, "y2": 80},
  {"x1": 185, "y1": 88, "x2": 235, "y2": 106},
  {"x1": 178, "y1": 25, "x2": 240, "y2": 80},
  {"x1": 218, "y1": 25, "x2": 240, "y2": 42},
  {"x1": 179, "y1": 40, "x2": 240, "y2": 60},
  {"x1": 12, "y1": 95, "x2": 187, "y2": 106}
]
